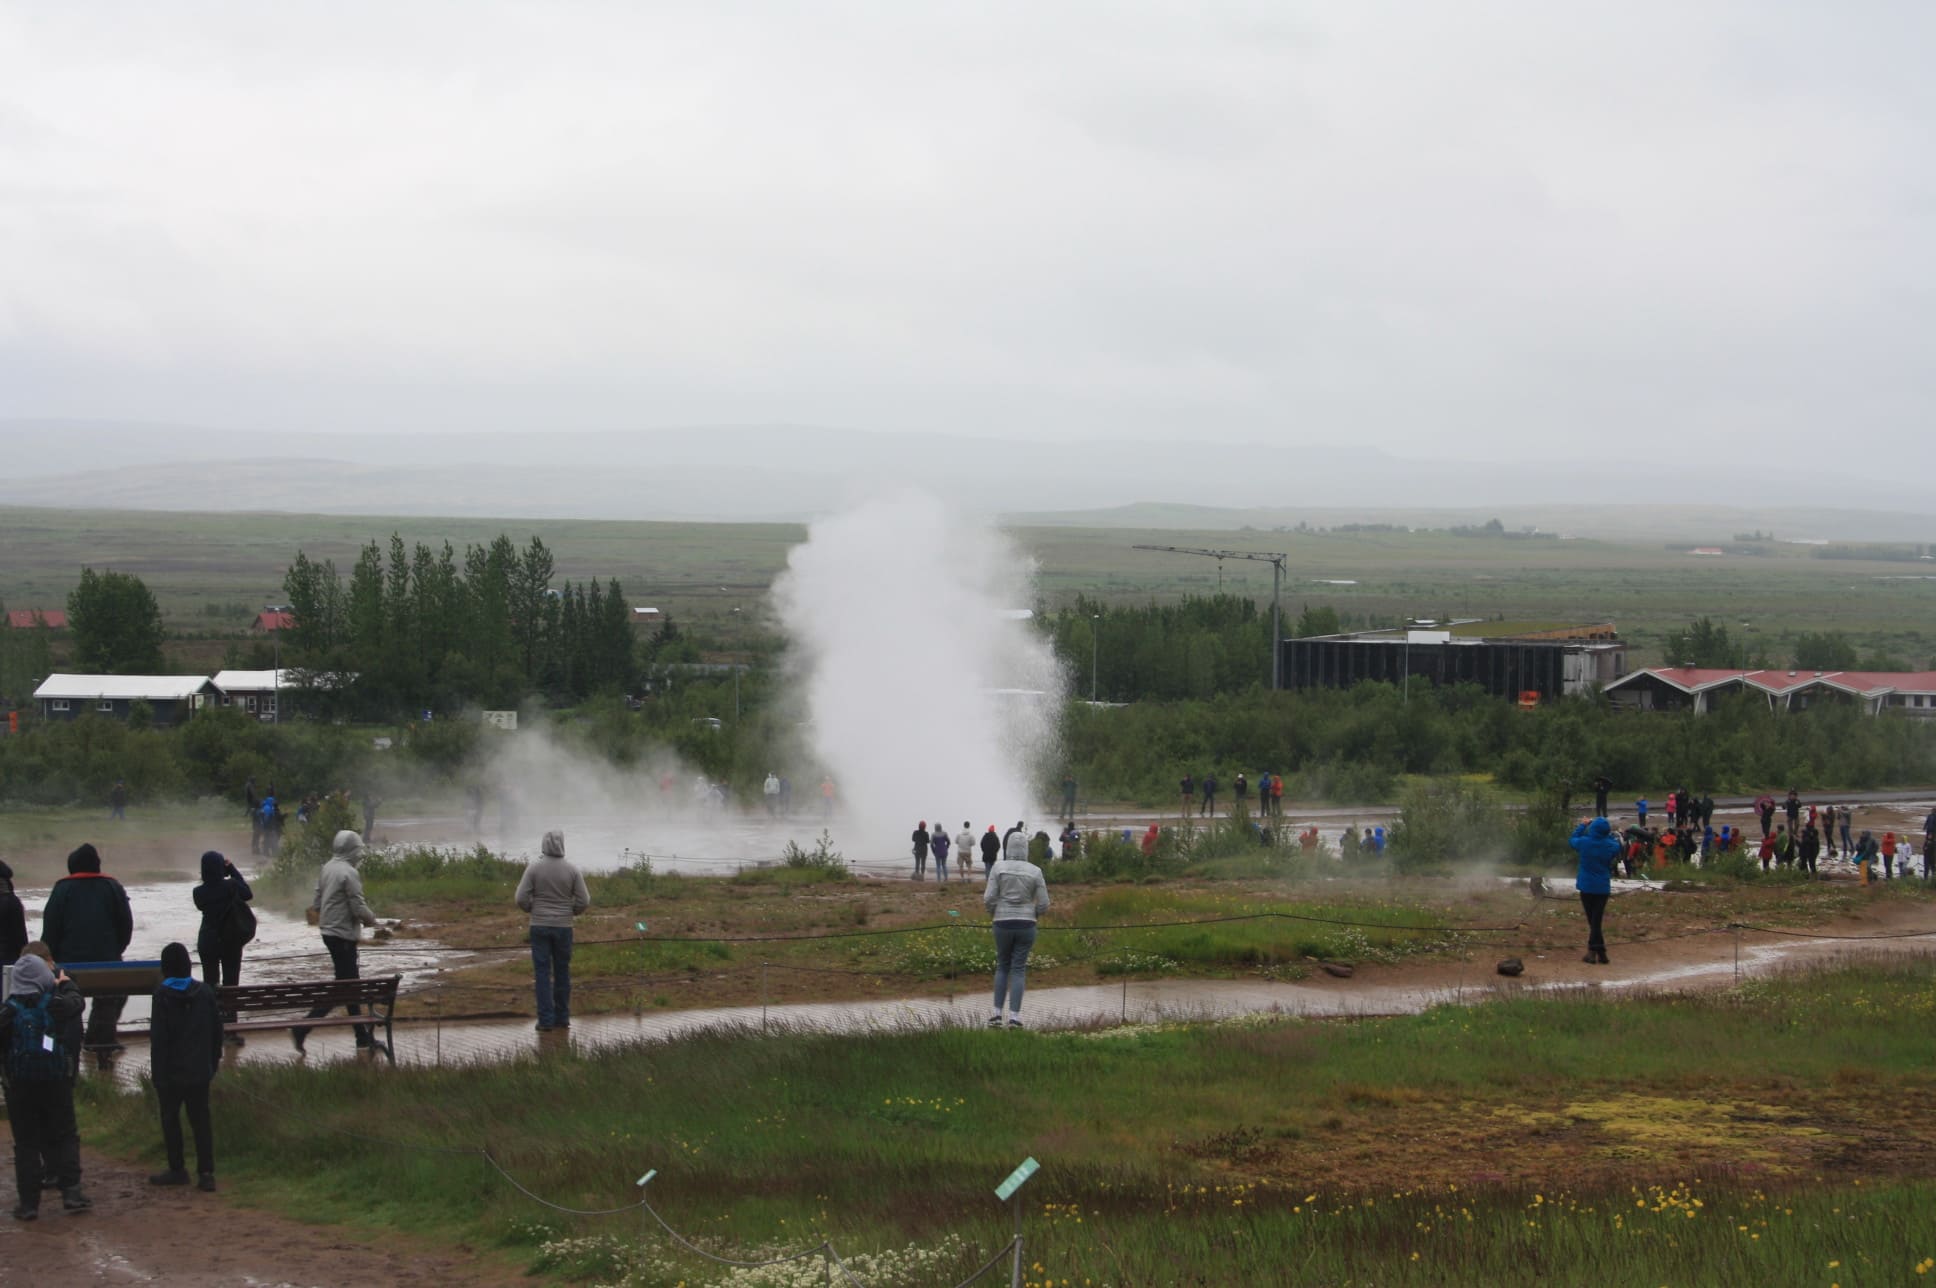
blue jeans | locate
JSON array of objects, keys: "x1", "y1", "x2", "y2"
[
  {"x1": 531, "y1": 925, "x2": 574, "y2": 1027},
  {"x1": 991, "y1": 921, "x2": 1037, "y2": 1014}
]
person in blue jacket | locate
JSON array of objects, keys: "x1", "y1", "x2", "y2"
[{"x1": 1569, "y1": 816, "x2": 1621, "y2": 965}]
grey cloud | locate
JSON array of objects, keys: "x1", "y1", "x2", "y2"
[{"x1": 0, "y1": 1, "x2": 1932, "y2": 480}]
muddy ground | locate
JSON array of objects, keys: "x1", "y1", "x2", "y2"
[{"x1": 0, "y1": 1134, "x2": 529, "y2": 1286}]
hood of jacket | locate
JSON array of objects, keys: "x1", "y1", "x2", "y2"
[
  {"x1": 9, "y1": 954, "x2": 54, "y2": 996},
  {"x1": 199, "y1": 851, "x2": 228, "y2": 884}
]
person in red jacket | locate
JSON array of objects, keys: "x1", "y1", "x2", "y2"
[{"x1": 1758, "y1": 830, "x2": 1777, "y2": 871}]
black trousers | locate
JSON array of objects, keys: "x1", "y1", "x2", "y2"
[
  {"x1": 7, "y1": 1079, "x2": 80, "y2": 1204},
  {"x1": 201, "y1": 944, "x2": 244, "y2": 1021},
  {"x1": 297, "y1": 934, "x2": 371, "y2": 1046},
  {"x1": 1579, "y1": 892, "x2": 1609, "y2": 956},
  {"x1": 83, "y1": 993, "x2": 128, "y2": 1053},
  {"x1": 157, "y1": 1082, "x2": 214, "y2": 1176}
]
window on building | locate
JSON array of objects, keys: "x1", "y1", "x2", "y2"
[
  {"x1": 245, "y1": 696, "x2": 257, "y2": 713},
  {"x1": 97, "y1": 700, "x2": 114, "y2": 713},
  {"x1": 49, "y1": 699, "x2": 69, "y2": 712}
]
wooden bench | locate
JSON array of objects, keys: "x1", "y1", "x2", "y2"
[{"x1": 217, "y1": 976, "x2": 401, "y2": 1063}]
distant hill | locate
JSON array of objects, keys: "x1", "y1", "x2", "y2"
[{"x1": 3, "y1": 418, "x2": 1928, "y2": 537}]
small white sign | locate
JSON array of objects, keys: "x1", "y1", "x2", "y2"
[{"x1": 481, "y1": 710, "x2": 519, "y2": 730}]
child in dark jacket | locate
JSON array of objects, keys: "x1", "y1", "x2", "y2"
[
  {"x1": 148, "y1": 942, "x2": 224, "y2": 1191},
  {"x1": 1, "y1": 945, "x2": 88, "y2": 1219}
]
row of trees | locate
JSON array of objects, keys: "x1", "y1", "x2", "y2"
[
  {"x1": 1040, "y1": 595, "x2": 1344, "y2": 702},
  {"x1": 282, "y1": 534, "x2": 638, "y2": 713},
  {"x1": 1659, "y1": 617, "x2": 1912, "y2": 672},
  {"x1": 1060, "y1": 681, "x2": 1936, "y2": 809}
]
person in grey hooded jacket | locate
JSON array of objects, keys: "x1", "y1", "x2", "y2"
[
  {"x1": 983, "y1": 824, "x2": 1050, "y2": 1029},
  {"x1": 515, "y1": 830, "x2": 590, "y2": 1031},
  {"x1": 291, "y1": 830, "x2": 378, "y2": 1053}
]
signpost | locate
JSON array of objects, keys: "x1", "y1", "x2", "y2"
[{"x1": 995, "y1": 1157, "x2": 1040, "y2": 1288}]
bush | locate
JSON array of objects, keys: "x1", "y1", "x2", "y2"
[
  {"x1": 1387, "y1": 779, "x2": 1507, "y2": 872},
  {"x1": 779, "y1": 831, "x2": 850, "y2": 876}
]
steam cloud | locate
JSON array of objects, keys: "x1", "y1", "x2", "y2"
[{"x1": 772, "y1": 494, "x2": 1067, "y2": 847}]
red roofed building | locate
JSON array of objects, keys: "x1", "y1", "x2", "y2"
[
  {"x1": 1608, "y1": 666, "x2": 1936, "y2": 716},
  {"x1": 252, "y1": 610, "x2": 296, "y2": 634},
  {"x1": 5, "y1": 609, "x2": 66, "y2": 630}
]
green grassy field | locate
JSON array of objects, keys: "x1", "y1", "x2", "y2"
[
  {"x1": 3, "y1": 504, "x2": 1933, "y2": 664},
  {"x1": 78, "y1": 960, "x2": 1936, "y2": 1286}
]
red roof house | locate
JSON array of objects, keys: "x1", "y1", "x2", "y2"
[
  {"x1": 252, "y1": 611, "x2": 297, "y2": 634},
  {"x1": 5, "y1": 609, "x2": 67, "y2": 630}
]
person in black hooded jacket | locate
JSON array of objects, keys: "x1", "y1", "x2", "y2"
[
  {"x1": 191, "y1": 851, "x2": 252, "y2": 1040},
  {"x1": 147, "y1": 942, "x2": 223, "y2": 1191},
  {"x1": 40, "y1": 843, "x2": 134, "y2": 1063},
  {"x1": 0, "y1": 861, "x2": 26, "y2": 966}
]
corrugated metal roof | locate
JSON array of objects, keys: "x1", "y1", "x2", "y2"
[
  {"x1": 34, "y1": 674, "x2": 215, "y2": 701},
  {"x1": 213, "y1": 669, "x2": 353, "y2": 692},
  {"x1": 1613, "y1": 667, "x2": 1936, "y2": 697},
  {"x1": 5, "y1": 609, "x2": 66, "y2": 629},
  {"x1": 212, "y1": 670, "x2": 287, "y2": 691}
]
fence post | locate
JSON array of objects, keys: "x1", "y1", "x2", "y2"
[
  {"x1": 1009, "y1": 1194, "x2": 1024, "y2": 1288},
  {"x1": 1733, "y1": 925, "x2": 1741, "y2": 986},
  {"x1": 761, "y1": 960, "x2": 769, "y2": 1033}
]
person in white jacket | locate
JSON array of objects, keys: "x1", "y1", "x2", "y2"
[
  {"x1": 515, "y1": 830, "x2": 591, "y2": 1032},
  {"x1": 982, "y1": 825, "x2": 1050, "y2": 1029}
]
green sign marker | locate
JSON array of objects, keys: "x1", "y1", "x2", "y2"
[
  {"x1": 994, "y1": 1156, "x2": 1039, "y2": 1202},
  {"x1": 636, "y1": 921, "x2": 648, "y2": 932}
]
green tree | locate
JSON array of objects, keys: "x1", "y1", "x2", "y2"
[
  {"x1": 1791, "y1": 632, "x2": 1859, "y2": 671},
  {"x1": 66, "y1": 568, "x2": 165, "y2": 672},
  {"x1": 1293, "y1": 604, "x2": 1342, "y2": 638},
  {"x1": 1661, "y1": 617, "x2": 1743, "y2": 668}
]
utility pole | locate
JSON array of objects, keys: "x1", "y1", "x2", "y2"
[
  {"x1": 1090, "y1": 613, "x2": 1101, "y2": 702},
  {"x1": 1132, "y1": 546, "x2": 1288, "y2": 689}
]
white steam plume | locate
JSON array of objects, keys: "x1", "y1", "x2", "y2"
[{"x1": 772, "y1": 494, "x2": 1067, "y2": 849}]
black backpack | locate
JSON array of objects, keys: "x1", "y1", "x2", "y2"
[
  {"x1": 7, "y1": 993, "x2": 67, "y2": 1082},
  {"x1": 222, "y1": 896, "x2": 258, "y2": 949}
]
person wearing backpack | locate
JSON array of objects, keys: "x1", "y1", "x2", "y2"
[
  {"x1": 192, "y1": 851, "x2": 253, "y2": 1044},
  {"x1": 147, "y1": 942, "x2": 224, "y2": 1192},
  {"x1": 40, "y1": 842, "x2": 133, "y2": 1067},
  {"x1": 1, "y1": 947, "x2": 88, "y2": 1219}
]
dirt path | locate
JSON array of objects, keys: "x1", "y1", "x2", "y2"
[{"x1": 0, "y1": 1132, "x2": 526, "y2": 1286}]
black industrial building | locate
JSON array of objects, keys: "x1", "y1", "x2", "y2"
[{"x1": 1280, "y1": 624, "x2": 1627, "y2": 702}]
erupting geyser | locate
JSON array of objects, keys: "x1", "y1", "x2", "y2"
[{"x1": 772, "y1": 494, "x2": 1067, "y2": 849}]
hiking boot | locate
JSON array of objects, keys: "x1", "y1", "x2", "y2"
[
  {"x1": 1006, "y1": 1018, "x2": 1025, "y2": 1029},
  {"x1": 535, "y1": 1022, "x2": 553, "y2": 1032},
  {"x1": 61, "y1": 1188, "x2": 92, "y2": 1212},
  {"x1": 986, "y1": 1015, "x2": 1004, "y2": 1028},
  {"x1": 1581, "y1": 953, "x2": 1597, "y2": 963},
  {"x1": 148, "y1": 1170, "x2": 191, "y2": 1186},
  {"x1": 290, "y1": 1027, "x2": 308, "y2": 1054},
  {"x1": 198, "y1": 1174, "x2": 217, "y2": 1193},
  {"x1": 11, "y1": 1204, "x2": 36, "y2": 1221}
]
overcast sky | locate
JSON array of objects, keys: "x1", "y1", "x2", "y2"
[{"x1": 3, "y1": 2, "x2": 1934, "y2": 464}]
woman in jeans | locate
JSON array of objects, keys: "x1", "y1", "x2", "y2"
[{"x1": 983, "y1": 824, "x2": 1050, "y2": 1029}]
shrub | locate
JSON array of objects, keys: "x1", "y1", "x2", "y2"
[
  {"x1": 779, "y1": 831, "x2": 849, "y2": 875},
  {"x1": 1387, "y1": 778, "x2": 1507, "y2": 872}
]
